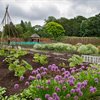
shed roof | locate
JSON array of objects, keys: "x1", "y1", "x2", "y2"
[{"x1": 30, "y1": 34, "x2": 40, "y2": 38}]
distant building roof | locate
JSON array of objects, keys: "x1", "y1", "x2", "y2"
[{"x1": 30, "y1": 34, "x2": 40, "y2": 38}]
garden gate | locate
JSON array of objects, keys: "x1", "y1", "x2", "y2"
[{"x1": 82, "y1": 55, "x2": 100, "y2": 64}]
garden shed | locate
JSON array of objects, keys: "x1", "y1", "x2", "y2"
[{"x1": 30, "y1": 34, "x2": 40, "y2": 42}]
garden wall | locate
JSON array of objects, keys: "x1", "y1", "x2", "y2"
[{"x1": 61, "y1": 37, "x2": 100, "y2": 45}]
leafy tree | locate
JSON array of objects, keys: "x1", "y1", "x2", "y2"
[
  {"x1": 45, "y1": 16, "x2": 57, "y2": 23},
  {"x1": 44, "y1": 22, "x2": 65, "y2": 39},
  {"x1": 80, "y1": 14, "x2": 100, "y2": 37}
]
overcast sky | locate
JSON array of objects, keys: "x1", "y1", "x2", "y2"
[{"x1": 0, "y1": 0, "x2": 100, "y2": 26}]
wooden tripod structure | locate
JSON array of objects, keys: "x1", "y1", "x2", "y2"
[{"x1": 0, "y1": 5, "x2": 18, "y2": 46}]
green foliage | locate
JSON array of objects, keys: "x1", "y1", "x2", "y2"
[
  {"x1": 0, "y1": 49, "x2": 7, "y2": 56},
  {"x1": 68, "y1": 54, "x2": 84, "y2": 67},
  {"x1": 4, "y1": 49, "x2": 32, "y2": 77},
  {"x1": 34, "y1": 43, "x2": 77, "y2": 53},
  {"x1": 9, "y1": 60, "x2": 32, "y2": 77},
  {"x1": 33, "y1": 53, "x2": 48, "y2": 65},
  {"x1": 44, "y1": 22, "x2": 65, "y2": 38},
  {"x1": 80, "y1": 14, "x2": 100, "y2": 37},
  {"x1": 77, "y1": 44, "x2": 99, "y2": 54}
]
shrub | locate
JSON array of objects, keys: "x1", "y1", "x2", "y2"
[{"x1": 77, "y1": 44, "x2": 99, "y2": 54}]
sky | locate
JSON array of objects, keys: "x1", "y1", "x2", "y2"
[{"x1": 0, "y1": 0, "x2": 100, "y2": 26}]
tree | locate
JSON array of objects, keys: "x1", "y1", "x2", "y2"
[
  {"x1": 45, "y1": 16, "x2": 57, "y2": 23},
  {"x1": 80, "y1": 14, "x2": 100, "y2": 37},
  {"x1": 44, "y1": 22, "x2": 65, "y2": 39}
]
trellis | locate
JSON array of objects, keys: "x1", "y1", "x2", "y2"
[{"x1": 82, "y1": 55, "x2": 100, "y2": 64}]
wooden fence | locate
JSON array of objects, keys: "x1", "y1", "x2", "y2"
[{"x1": 82, "y1": 55, "x2": 100, "y2": 64}]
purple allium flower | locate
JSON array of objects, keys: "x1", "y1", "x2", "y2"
[
  {"x1": 45, "y1": 94, "x2": 50, "y2": 99},
  {"x1": 75, "y1": 88, "x2": 81, "y2": 93},
  {"x1": 36, "y1": 85, "x2": 41, "y2": 89},
  {"x1": 41, "y1": 72, "x2": 47, "y2": 76},
  {"x1": 78, "y1": 91, "x2": 83, "y2": 96},
  {"x1": 40, "y1": 66, "x2": 44, "y2": 70},
  {"x1": 37, "y1": 68, "x2": 40, "y2": 72},
  {"x1": 64, "y1": 74, "x2": 69, "y2": 79},
  {"x1": 43, "y1": 68, "x2": 48, "y2": 72},
  {"x1": 63, "y1": 71, "x2": 70, "y2": 76},
  {"x1": 68, "y1": 80, "x2": 74, "y2": 86},
  {"x1": 94, "y1": 78, "x2": 99, "y2": 83},
  {"x1": 35, "y1": 70, "x2": 39, "y2": 74},
  {"x1": 31, "y1": 70, "x2": 36, "y2": 75},
  {"x1": 54, "y1": 75, "x2": 62, "y2": 81},
  {"x1": 52, "y1": 92, "x2": 57, "y2": 98},
  {"x1": 90, "y1": 86, "x2": 97, "y2": 93},
  {"x1": 59, "y1": 80, "x2": 65, "y2": 84},
  {"x1": 14, "y1": 84, "x2": 19, "y2": 89},
  {"x1": 19, "y1": 76, "x2": 24, "y2": 81},
  {"x1": 81, "y1": 66, "x2": 85, "y2": 69},
  {"x1": 47, "y1": 80, "x2": 51, "y2": 84},
  {"x1": 66, "y1": 94, "x2": 70, "y2": 98},
  {"x1": 48, "y1": 65, "x2": 52, "y2": 69},
  {"x1": 77, "y1": 82, "x2": 82, "y2": 88},
  {"x1": 25, "y1": 81, "x2": 30, "y2": 86},
  {"x1": 74, "y1": 96, "x2": 79, "y2": 100},
  {"x1": 62, "y1": 86, "x2": 67, "y2": 91},
  {"x1": 70, "y1": 89, "x2": 75, "y2": 94},
  {"x1": 48, "y1": 97, "x2": 54, "y2": 100},
  {"x1": 54, "y1": 96, "x2": 60, "y2": 100},
  {"x1": 55, "y1": 87, "x2": 61, "y2": 92},
  {"x1": 68, "y1": 76, "x2": 75, "y2": 81},
  {"x1": 61, "y1": 68, "x2": 66, "y2": 72},
  {"x1": 71, "y1": 69, "x2": 75, "y2": 74},
  {"x1": 36, "y1": 74, "x2": 41, "y2": 79},
  {"x1": 57, "y1": 69, "x2": 60, "y2": 73},
  {"x1": 28, "y1": 75, "x2": 35, "y2": 81},
  {"x1": 81, "y1": 80, "x2": 88, "y2": 88}
]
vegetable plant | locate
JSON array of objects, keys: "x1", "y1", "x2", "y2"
[
  {"x1": 68, "y1": 54, "x2": 84, "y2": 67},
  {"x1": 33, "y1": 53, "x2": 48, "y2": 65}
]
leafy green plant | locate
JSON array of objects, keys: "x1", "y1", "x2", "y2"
[
  {"x1": 9, "y1": 60, "x2": 32, "y2": 77},
  {"x1": 33, "y1": 53, "x2": 48, "y2": 65},
  {"x1": 77, "y1": 44, "x2": 99, "y2": 54},
  {"x1": 0, "y1": 87, "x2": 6, "y2": 99},
  {"x1": 68, "y1": 54, "x2": 84, "y2": 67}
]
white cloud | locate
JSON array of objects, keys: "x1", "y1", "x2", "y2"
[{"x1": 0, "y1": 0, "x2": 100, "y2": 25}]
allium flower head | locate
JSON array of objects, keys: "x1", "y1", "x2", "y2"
[
  {"x1": 28, "y1": 75, "x2": 35, "y2": 81},
  {"x1": 94, "y1": 78, "x2": 99, "y2": 83},
  {"x1": 25, "y1": 81, "x2": 30, "y2": 86},
  {"x1": 66, "y1": 94, "x2": 70, "y2": 98},
  {"x1": 14, "y1": 84, "x2": 19, "y2": 89},
  {"x1": 45, "y1": 94, "x2": 50, "y2": 99},
  {"x1": 36, "y1": 74, "x2": 41, "y2": 79},
  {"x1": 55, "y1": 87, "x2": 61, "y2": 92},
  {"x1": 74, "y1": 96, "x2": 79, "y2": 100},
  {"x1": 90, "y1": 86, "x2": 97, "y2": 93},
  {"x1": 19, "y1": 76, "x2": 24, "y2": 81},
  {"x1": 70, "y1": 89, "x2": 75, "y2": 93}
]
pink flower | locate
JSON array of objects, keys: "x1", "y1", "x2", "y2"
[
  {"x1": 19, "y1": 76, "x2": 24, "y2": 81},
  {"x1": 66, "y1": 94, "x2": 70, "y2": 98},
  {"x1": 14, "y1": 84, "x2": 19, "y2": 89},
  {"x1": 74, "y1": 96, "x2": 79, "y2": 100},
  {"x1": 90, "y1": 86, "x2": 97, "y2": 93},
  {"x1": 25, "y1": 81, "x2": 30, "y2": 86}
]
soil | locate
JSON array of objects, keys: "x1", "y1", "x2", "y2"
[{"x1": 0, "y1": 51, "x2": 89, "y2": 96}]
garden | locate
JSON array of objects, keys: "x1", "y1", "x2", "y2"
[{"x1": 0, "y1": 43, "x2": 100, "y2": 100}]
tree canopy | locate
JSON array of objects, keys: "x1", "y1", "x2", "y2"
[{"x1": 44, "y1": 22, "x2": 65, "y2": 39}]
